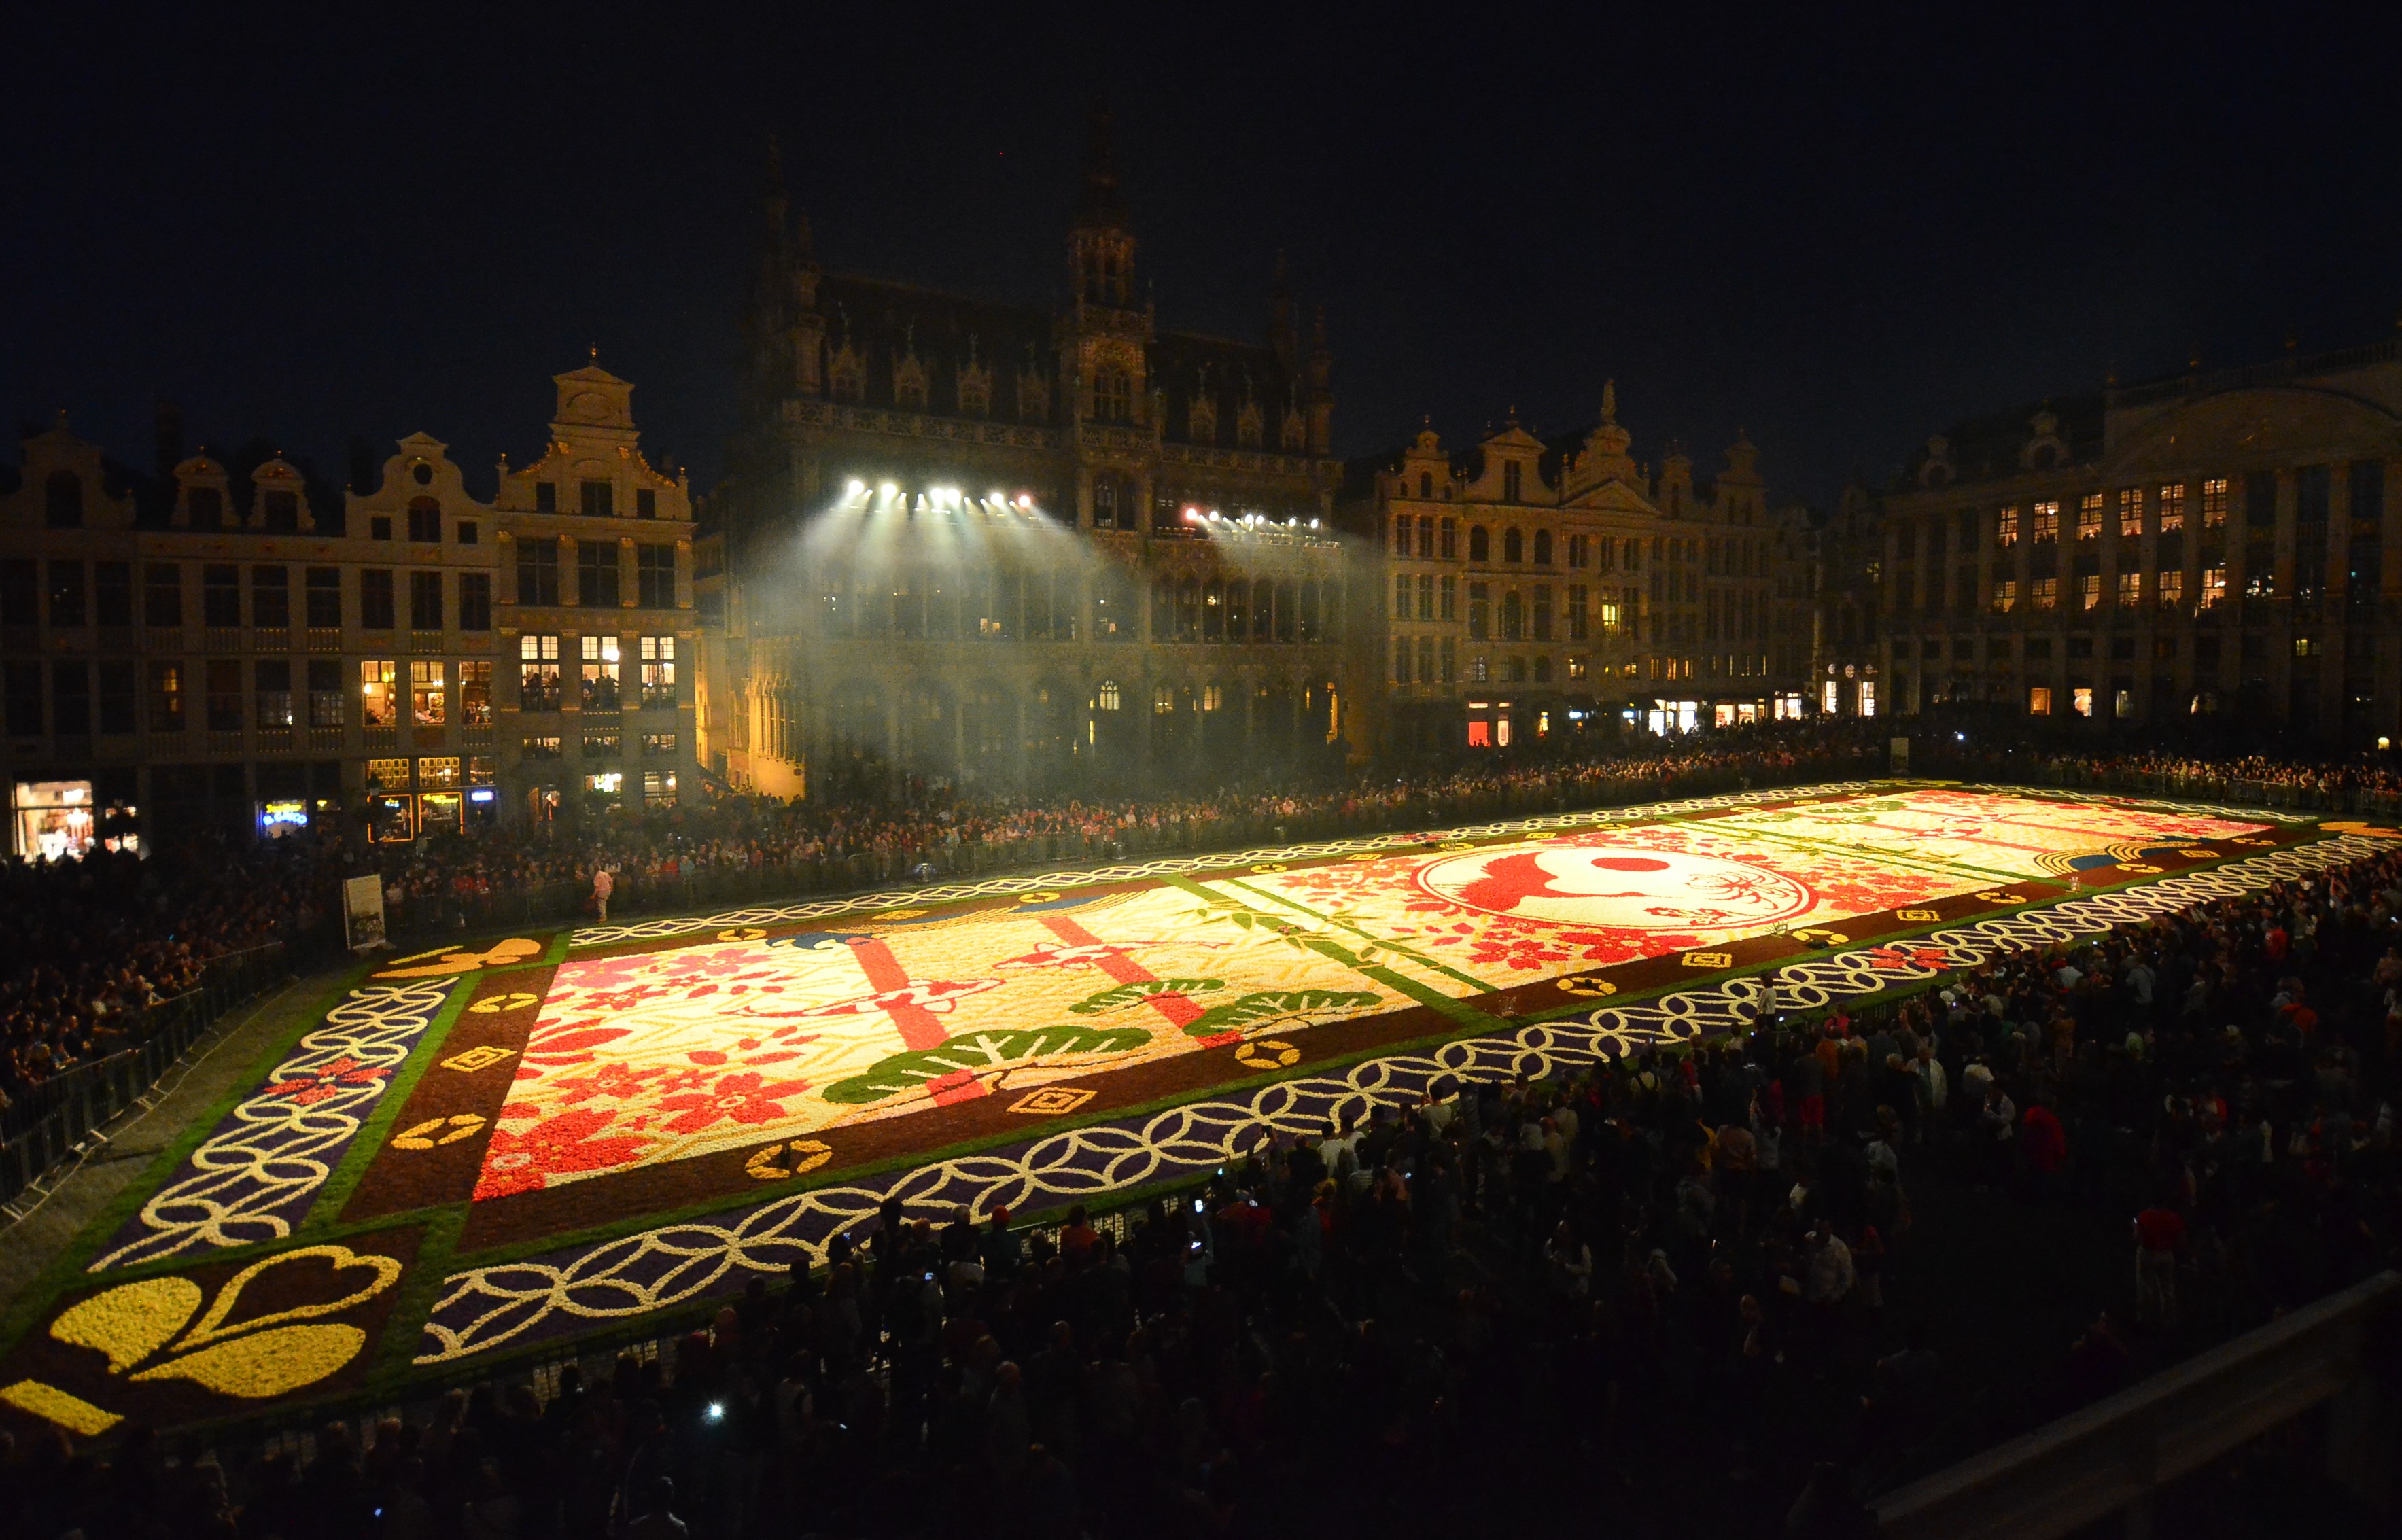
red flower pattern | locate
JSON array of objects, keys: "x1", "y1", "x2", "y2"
[
  {"x1": 654, "y1": 1070, "x2": 814, "y2": 1136},
  {"x1": 262, "y1": 1056, "x2": 388, "y2": 1106},
  {"x1": 474, "y1": 1108, "x2": 650, "y2": 1200}
]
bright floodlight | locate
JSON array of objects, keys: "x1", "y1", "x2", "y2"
[{"x1": 846, "y1": 478, "x2": 865, "y2": 496}]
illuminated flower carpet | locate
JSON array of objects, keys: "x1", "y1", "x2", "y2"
[{"x1": 3, "y1": 782, "x2": 2390, "y2": 1438}]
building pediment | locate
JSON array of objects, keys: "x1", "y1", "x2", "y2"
[
  {"x1": 1561, "y1": 477, "x2": 1660, "y2": 518},
  {"x1": 2104, "y1": 385, "x2": 2402, "y2": 478}
]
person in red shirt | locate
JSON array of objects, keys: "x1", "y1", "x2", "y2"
[
  {"x1": 2021, "y1": 1103, "x2": 2068, "y2": 1193},
  {"x1": 2132, "y1": 1204, "x2": 2185, "y2": 1329}
]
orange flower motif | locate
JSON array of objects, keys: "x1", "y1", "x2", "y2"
[
  {"x1": 655, "y1": 1070, "x2": 814, "y2": 1136},
  {"x1": 474, "y1": 1108, "x2": 649, "y2": 1200}
]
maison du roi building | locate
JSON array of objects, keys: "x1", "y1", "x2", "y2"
[
  {"x1": 1845, "y1": 334, "x2": 2402, "y2": 743},
  {"x1": 697, "y1": 124, "x2": 1351, "y2": 795},
  {"x1": 1339, "y1": 388, "x2": 1817, "y2": 752},
  {"x1": 0, "y1": 365, "x2": 695, "y2": 859}
]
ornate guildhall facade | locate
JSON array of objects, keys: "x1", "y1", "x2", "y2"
[
  {"x1": 0, "y1": 364, "x2": 693, "y2": 855},
  {"x1": 1343, "y1": 387, "x2": 1815, "y2": 752},
  {"x1": 700, "y1": 126, "x2": 1351, "y2": 794}
]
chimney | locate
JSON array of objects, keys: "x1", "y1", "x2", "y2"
[{"x1": 154, "y1": 400, "x2": 184, "y2": 482}]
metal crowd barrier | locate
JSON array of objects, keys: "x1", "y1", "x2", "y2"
[{"x1": 0, "y1": 941, "x2": 301, "y2": 1208}]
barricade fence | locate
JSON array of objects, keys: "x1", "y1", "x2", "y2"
[{"x1": 0, "y1": 941, "x2": 307, "y2": 1206}]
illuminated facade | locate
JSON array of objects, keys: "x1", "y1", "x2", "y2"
[
  {"x1": 1342, "y1": 390, "x2": 1815, "y2": 751},
  {"x1": 0, "y1": 364, "x2": 692, "y2": 853},
  {"x1": 1870, "y1": 338, "x2": 2402, "y2": 741},
  {"x1": 701, "y1": 122, "x2": 1351, "y2": 794}
]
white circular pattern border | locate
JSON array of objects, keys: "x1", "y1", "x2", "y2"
[{"x1": 415, "y1": 813, "x2": 2382, "y2": 1365}]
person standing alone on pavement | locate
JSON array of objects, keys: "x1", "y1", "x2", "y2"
[{"x1": 593, "y1": 864, "x2": 614, "y2": 922}]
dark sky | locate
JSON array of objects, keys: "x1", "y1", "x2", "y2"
[{"x1": 8, "y1": 2, "x2": 2401, "y2": 509}]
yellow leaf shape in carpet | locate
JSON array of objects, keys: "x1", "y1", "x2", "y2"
[
  {"x1": 175, "y1": 1244, "x2": 402, "y2": 1353},
  {"x1": 129, "y1": 1323, "x2": 366, "y2": 1398},
  {"x1": 375, "y1": 936, "x2": 544, "y2": 979},
  {"x1": 50, "y1": 1276, "x2": 203, "y2": 1373}
]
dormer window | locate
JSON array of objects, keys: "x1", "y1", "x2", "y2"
[
  {"x1": 407, "y1": 497, "x2": 442, "y2": 543},
  {"x1": 581, "y1": 480, "x2": 614, "y2": 518},
  {"x1": 188, "y1": 487, "x2": 223, "y2": 529},
  {"x1": 1418, "y1": 472, "x2": 1433, "y2": 498},
  {"x1": 636, "y1": 488, "x2": 657, "y2": 519},
  {"x1": 535, "y1": 482, "x2": 557, "y2": 514},
  {"x1": 1503, "y1": 462, "x2": 1522, "y2": 503},
  {"x1": 262, "y1": 490, "x2": 299, "y2": 531}
]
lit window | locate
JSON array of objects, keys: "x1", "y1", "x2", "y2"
[
  {"x1": 639, "y1": 635, "x2": 676, "y2": 708},
  {"x1": 2032, "y1": 502, "x2": 2059, "y2": 541},
  {"x1": 1996, "y1": 507, "x2": 2019, "y2": 545},
  {"x1": 2072, "y1": 687, "x2": 2093, "y2": 718},
  {"x1": 360, "y1": 659, "x2": 398, "y2": 727},
  {"x1": 2034, "y1": 576, "x2": 2059, "y2": 610},
  {"x1": 2157, "y1": 570, "x2": 2184, "y2": 606},
  {"x1": 2028, "y1": 686, "x2": 2052, "y2": 715},
  {"x1": 2201, "y1": 478, "x2": 2227, "y2": 527},
  {"x1": 519, "y1": 633, "x2": 561, "y2": 711},
  {"x1": 459, "y1": 659, "x2": 493, "y2": 724},
  {"x1": 417, "y1": 756, "x2": 461, "y2": 788},
  {"x1": 410, "y1": 660, "x2": 446, "y2": 725},
  {"x1": 2117, "y1": 571, "x2": 2142, "y2": 607},
  {"x1": 2201, "y1": 567, "x2": 2226, "y2": 607},
  {"x1": 580, "y1": 633, "x2": 621, "y2": 710},
  {"x1": 2078, "y1": 573, "x2": 2099, "y2": 610},
  {"x1": 1822, "y1": 680, "x2": 1840, "y2": 713},
  {"x1": 1858, "y1": 680, "x2": 1877, "y2": 718},
  {"x1": 366, "y1": 756, "x2": 411, "y2": 789},
  {"x1": 2115, "y1": 689, "x2": 2135, "y2": 718},
  {"x1": 2117, "y1": 487, "x2": 2142, "y2": 538},
  {"x1": 1097, "y1": 680, "x2": 1121, "y2": 711},
  {"x1": 643, "y1": 769, "x2": 677, "y2": 807},
  {"x1": 2078, "y1": 494, "x2": 2104, "y2": 540},
  {"x1": 2157, "y1": 483, "x2": 2185, "y2": 533}
]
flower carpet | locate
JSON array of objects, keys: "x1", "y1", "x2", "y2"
[{"x1": 1, "y1": 780, "x2": 2373, "y2": 1437}]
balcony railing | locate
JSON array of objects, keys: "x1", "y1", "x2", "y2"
[{"x1": 250, "y1": 627, "x2": 290, "y2": 653}]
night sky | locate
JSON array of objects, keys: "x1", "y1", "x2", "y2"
[{"x1": 9, "y1": 3, "x2": 2401, "y2": 510}]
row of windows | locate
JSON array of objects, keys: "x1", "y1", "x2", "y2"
[
  {"x1": 815, "y1": 572, "x2": 1342, "y2": 644},
  {"x1": 516, "y1": 634, "x2": 677, "y2": 712},
  {"x1": 512, "y1": 540, "x2": 679, "y2": 608},
  {"x1": 1389, "y1": 516, "x2": 1771, "y2": 577},
  {"x1": 518, "y1": 733, "x2": 679, "y2": 761},
  {"x1": 1965, "y1": 466, "x2": 2384, "y2": 553},
  {"x1": 1, "y1": 657, "x2": 492, "y2": 736},
  {"x1": 0, "y1": 559, "x2": 498, "y2": 631},
  {"x1": 525, "y1": 480, "x2": 661, "y2": 519}
]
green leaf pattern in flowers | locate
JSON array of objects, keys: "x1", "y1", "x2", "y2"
[{"x1": 821, "y1": 1025, "x2": 1154, "y2": 1104}]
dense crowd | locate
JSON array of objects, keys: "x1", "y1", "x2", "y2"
[
  {"x1": 8, "y1": 771, "x2": 2400, "y2": 1536},
  {"x1": 1, "y1": 722, "x2": 1876, "y2": 1107},
  {"x1": 368, "y1": 722, "x2": 1885, "y2": 923},
  {"x1": 0, "y1": 834, "x2": 346, "y2": 1113}
]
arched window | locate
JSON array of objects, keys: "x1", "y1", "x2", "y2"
[
  {"x1": 1098, "y1": 679, "x2": 1121, "y2": 710},
  {"x1": 1503, "y1": 527, "x2": 1523, "y2": 563},
  {"x1": 1224, "y1": 580, "x2": 1247, "y2": 638},
  {"x1": 1468, "y1": 525, "x2": 1489, "y2": 563},
  {"x1": 1177, "y1": 576, "x2": 1201, "y2": 641},
  {"x1": 46, "y1": 471, "x2": 82, "y2": 528},
  {"x1": 1203, "y1": 579, "x2": 1224, "y2": 640},
  {"x1": 1276, "y1": 580, "x2": 1298, "y2": 642},
  {"x1": 1298, "y1": 581, "x2": 1319, "y2": 642},
  {"x1": 1533, "y1": 529, "x2": 1553, "y2": 565}
]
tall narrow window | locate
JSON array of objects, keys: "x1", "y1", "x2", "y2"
[
  {"x1": 49, "y1": 561, "x2": 86, "y2": 627},
  {"x1": 459, "y1": 660, "x2": 493, "y2": 724},
  {"x1": 360, "y1": 569, "x2": 396, "y2": 629},
  {"x1": 144, "y1": 563, "x2": 183, "y2": 627},
  {"x1": 458, "y1": 572, "x2": 492, "y2": 631},
  {"x1": 579, "y1": 542, "x2": 621, "y2": 608},
  {"x1": 410, "y1": 570, "x2": 444, "y2": 630},
  {"x1": 360, "y1": 660, "x2": 398, "y2": 726},
  {"x1": 517, "y1": 538, "x2": 560, "y2": 605},
  {"x1": 2201, "y1": 478, "x2": 2227, "y2": 527},
  {"x1": 640, "y1": 635, "x2": 676, "y2": 707},
  {"x1": 305, "y1": 567, "x2": 341, "y2": 628},
  {"x1": 580, "y1": 633, "x2": 621, "y2": 710},
  {"x1": 254, "y1": 660, "x2": 294, "y2": 728},
  {"x1": 410, "y1": 661, "x2": 446, "y2": 725},
  {"x1": 519, "y1": 635, "x2": 561, "y2": 710},
  {"x1": 637, "y1": 544, "x2": 676, "y2": 608}
]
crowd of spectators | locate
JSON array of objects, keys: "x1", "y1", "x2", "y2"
[
  {"x1": 8, "y1": 765, "x2": 2400, "y2": 1537},
  {"x1": 1, "y1": 721, "x2": 1875, "y2": 1108}
]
